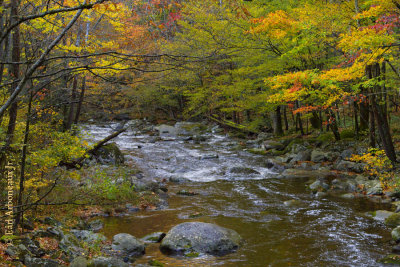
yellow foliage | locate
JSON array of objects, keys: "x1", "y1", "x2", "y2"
[{"x1": 349, "y1": 148, "x2": 396, "y2": 191}]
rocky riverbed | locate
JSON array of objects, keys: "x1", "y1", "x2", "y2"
[{"x1": 4, "y1": 120, "x2": 400, "y2": 266}]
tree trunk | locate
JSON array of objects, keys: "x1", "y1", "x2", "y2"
[
  {"x1": 359, "y1": 91, "x2": 369, "y2": 131},
  {"x1": 328, "y1": 110, "x2": 341, "y2": 141},
  {"x1": 310, "y1": 111, "x2": 321, "y2": 129},
  {"x1": 65, "y1": 75, "x2": 78, "y2": 130},
  {"x1": 272, "y1": 106, "x2": 284, "y2": 136},
  {"x1": 369, "y1": 63, "x2": 397, "y2": 162},
  {"x1": 283, "y1": 106, "x2": 289, "y2": 131},
  {"x1": 1, "y1": 0, "x2": 20, "y2": 160},
  {"x1": 354, "y1": 101, "x2": 359, "y2": 139},
  {"x1": 74, "y1": 76, "x2": 86, "y2": 125},
  {"x1": 14, "y1": 92, "x2": 33, "y2": 231}
]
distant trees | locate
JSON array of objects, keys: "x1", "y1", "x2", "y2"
[{"x1": 146, "y1": 0, "x2": 400, "y2": 163}]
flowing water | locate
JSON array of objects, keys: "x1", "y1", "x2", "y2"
[{"x1": 83, "y1": 122, "x2": 393, "y2": 267}]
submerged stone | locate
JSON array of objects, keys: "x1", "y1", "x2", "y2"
[
  {"x1": 141, "y1": 232, "x2": 166, "y2": 243},
  {"x1": 283, "y1": 199, "x2": 303, "y2": 207},
  {"x1": 229, "y1": 167, "x2": 260, "y2": 175}
]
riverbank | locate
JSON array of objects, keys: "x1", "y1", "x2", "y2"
[{"x1": 1, "y1": 120, "x2": 399, "y2": 266}]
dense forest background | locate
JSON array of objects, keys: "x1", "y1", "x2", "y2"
[{"x1": 1, "y1": 0, "x2": 400, "y2": 236}]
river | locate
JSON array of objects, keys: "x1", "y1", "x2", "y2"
[{"x1": 83, "y1": 122, "x2": 392, "y2": 267}]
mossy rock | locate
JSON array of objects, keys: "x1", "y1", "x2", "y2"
[
  {"x1": 0, "y1": 235, "x2": 19, "y2": 243},
  {"x1": 269, "y1": 149, "x2": 287, "y2": 156},
  {"x1": 148, "y1": 259, "x2": 164, "y2": 266},
  {"x1": 380, "y1": 254, "x2": 400, "y2": 264},
  {"x1": 92, "y1": 142, "x2": 124, "y2": 165},
  {"x1": 386, "y1": 213, "x2": 400, "y2": 227},
  {"x1": 247, "y1": 149, "x2": 268, "y2": 156},
  {"x1": 185, "y1": 252, "x2": 200, "y2": 258},
  {"x1": 317, "y1": 132, "x2": 335, "y2": 143},
  {"x1": 392, "y1": 226, "x2": 400, "y2": 242}
]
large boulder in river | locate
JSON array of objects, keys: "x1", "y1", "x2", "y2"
[
  {"x1": 160, "y1": 222, "x2": 242, "y2": 256},
  {"x1": 154, "y1": 124, "x2": 178, "y2": 137},
  {"x1": 91, "y1": 142, "x2": 124, "y2": 165},
  {"x1": 111, "y1": 233, "x2": 145, "y2": 257}
]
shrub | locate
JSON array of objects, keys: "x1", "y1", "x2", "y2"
[{"x1": 340, "y1": 129, "x2": 355, "y2": 139}]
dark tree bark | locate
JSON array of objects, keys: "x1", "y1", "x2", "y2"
[
  {"x1": 354, "y1": 101, "x2": 359, "y2": 139},
  {"x1": 283, "y1": 106, "x2": 289, "y2": 131},
  {"x1": 310, "y1": 111, "x2": 321, "y2": 129},
  {"x1": 65, "y1": 75, "x2": 78, "y2": 130},
  {"x1": 1, "y1": 0, "x2": 20, "y2": 162},
  {"x1": 272, "y1": 106, "x2": 283, "y2": 136},
  {"x1": 74, "y1": 76, "x2": 86, "y2": 125},
  {"x1": 368, "y1": 63, "x2": 397, "y2": 162},
  {"x1": 295, "y1": 101, "x2": 304, "y2": 135},
  {"x1": 327, "y1": 110, "x2": 341, "y2": 141},
  {"x1": 14, "y1": 92, "x2": 33, "y2": 231}
]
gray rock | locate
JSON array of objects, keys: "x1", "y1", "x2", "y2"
[
  {"x1": 335, "y1": 160, "x2": 364, "y2": 173},
  {"x1": 111, "y1": 233, "x2": 145, "y2": 257},
  {"x1": 262, "y1": 140, "x2": 284, "y2": 151},
  {"x1": 200, "y1": 153, "x2": 219, "y2": 160},
  {"x1": 88, "y1": 219, "x2": 104, "y2": 232},
  {"x1": 309, "y1": 180, "x2": 329, "y2": 192},
  {"x1": 229, "y1": 167, "x2": 260, "y2": 175},
  {"x1": 141, "y1": 232, "x2": 166, "y2": 243},
  {"x1": 91, "y1": 142, "x2": 124, "y2": 165},
  {"x1": 366, "y1": 180, "x2": 383, "y2": 195},
  {"x1": 311, "y1": 149, "x2": 330, "y2": 163},
  {"x1": 69, "y1": 256, "x2": 88, "y2": 267},
  {"x1": 160, "y1": 222, "x2": 242, "y2": 256},
  {"x1": 90, "y1": 257, "x2": 129, "y2": 267},
  {"x1": 330, "y1": 179, "x2": 357, "y2": 192},
  {"x1": 70, "y1": 230, "x2": 106, "y2": 243},
  {"x1": 24, "y1": 257, "x2": 59, "y2": 267},
  {"x1": 264, "y1": 159, "x2": 285, "y2": 173},
  {"x1": 370, "y1": 210, "x2": 395, "y2": 221},
  {"x1": 340, "y1": 149, "x2": 354, "y2": 160},
  {"x1": 20, "y1": 237, "x2": 45, "y2": 257},
  {"x1": 5, "y1": 246, "x2": 19, "y2": 257},
  {"x1": 290, "y1": 150, "x2": 312, "y2": 163},
  {"x1": 290, "y1": 144, "x2": 308, "y2": 154},
  {"x1": 155, "y1": 124, "x2": 177, "y2": 137},
  {"x1": 278, "y1": 169, "x2": 335, "y2": 180},
  {"x1": 33, "y1": 227, "x2": 63, "y2": 240},
  {"x1": 256, "y1": 132, "x2": 274, "y2": 142},
  {"x1": 169, "y1": 176, "x2": 189, "y2": 183},
  {"x1": 59, "y1": 233, "x2": 84, "y2": 258}
]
